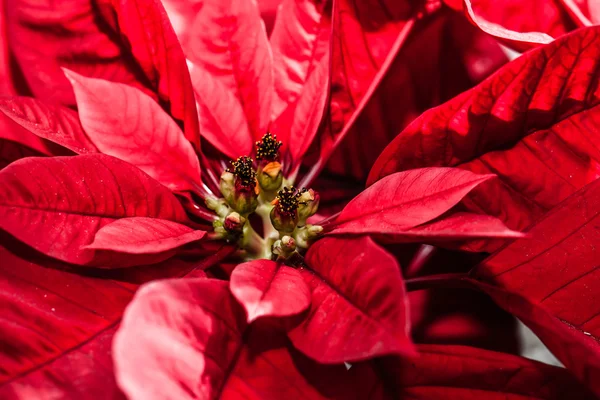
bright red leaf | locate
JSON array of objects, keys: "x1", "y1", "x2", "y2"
[
  {"x1": 113, "y1": 276, "x2": 592, "y2": 399},
  {"x1": 0, "y1": 154, "x2": 188, "y2": 266},
  {"x1": 0, "y1": 97, "x2": 97, "y2": 154},
  {"x1": 288, "y1": 236, "x2": 415, "y2": 363},
  {"x1": 5, "y1": 0, "x2": 200, "y2": 149},
  {"x1": 84, "y1": 217, "x2": 206, "y2": 255},
  {"x1": 0, "y1": 244, "x2": 207, "y2": 399},
  {"x1": 230, "y1": 260, "x2": 311, "y2": 323},
  {"x1": 109, "y1": 0, "x2": 200, "y2": 149},
  {"x1": 65, "y1": 70, "x2": 201, "y2": 192},
  {"x1": 269, "y1": 0, "x2": 330, "y2": 122},
  {"x1": 114, "y1": 278, "x2": 389, "y2": 400},
  {"x1": 185, "y1": 0, "x2": 273, "y2": 156},
  {"x1": 369, "y1": 26, "x2": 600, "y2": 239},
  {"x1": 330, "y1": 168, "x2": 494, "y2": 234},
  {"x1": 471, "y1": 178, "x2": 600, "y2": 395}
]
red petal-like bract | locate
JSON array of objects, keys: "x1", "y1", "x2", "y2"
[
  {"x1": 0, "y1": 245, "x2": 207, "y2": 399},
  {"x1": 269, "y1": 0, "x2": 329, "y2": 123},
  {"x1": 114, "y1": 278, "x2": 386, "y2": 400},
  {"x1": 370, "y1": 26, "x2": 600, "y2": 237},
  {"x1": 230, "y1": 260, "x2": 311, "y2": 323},
  {"x1": 0, "y1": 154, "x2": 188, "y2": 265},
  {"x1": 113, "y1": 277, "x2": 592, "y2": 399},
  {"x1": 463, "y1": 0, "x2": 554, "y2": 52},
  {"x1": 288, "y1": 236, "x2": 414, "y2": 363},
  {"x1": 331, "y1": 168, "x2": 493, "y2": 234},
  {"x1": 5, "y1": 0, "x2": 199, "y2": 148},
  {"x1": 85, "y1": 217, "x2": 206, "y2": 255},
  {"x1": 109, "y1": 0, "x2": 200, "y2": 149},
  {"x1": 185, "y1": 0, "x2": 273, "y2": 158},
  {"x1": 66, "y1": 70, "x2": 202, "y2": 193},
  {"x1": 302, "y1": 0, "x2": 415, "y2": 184},
  {"x1": 472, "y1": 178, "x2": 600, "y2": 396},
  {"x1": 461, "y1": 0, "x2": 577, "y2": 50},
  {"x1": 0, "y1": 97, "x2": 97, "y2": 154}
]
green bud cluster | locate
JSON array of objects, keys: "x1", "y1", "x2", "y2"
[{"x1": 206, "y1": 134, "x2": 322, "y2": 262}]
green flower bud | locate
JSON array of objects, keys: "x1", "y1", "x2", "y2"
[
  {"x1": 294, "y1": 224, "x2": 323, "y2": 249},
  {"x1": 270, "y1": 187, "x2": 299, "y2": 234},
  {"x1": 220, "y1": 157, "x2": 259, "y2": 215},
  {"x1": 297, "y1": 188, "x2": 320, "y2": 225},
  {"x1": 258, "y1": 161, "x2": 283, "y2": 192}
]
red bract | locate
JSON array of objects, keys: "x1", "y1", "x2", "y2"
[{"x1": 1, "y1": 0, "x2": 599, "y2": 398}]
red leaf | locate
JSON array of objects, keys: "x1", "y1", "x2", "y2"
[
  {"x1": 386, "y1": 344, "x2": 595, "y2": 399},
  {"x1": 461, "y1": 0, "x2": 578, "y2": 46},
  {"x1": 109, "y1": 0, "x2": 200, "y2": 150},
  {"x1": 0, "y1": 97, "x2": 97, "y2": 154},
  {"x1": 0, "y1": 244, "x2": 206, "y2": 399},
  {"x1": 463, "y1": 0, "x2": 554, "y2": 52},
  {"x1": 471, "y1": 178, "x2": 600, "y2": 395},
  {"x1": 288, "y1": 236, "x2": 415, "y2": 363},
  {"x1": 185, "y1": 0, "x2": 273, "y2": 157},
  {"x1": 113, "y1": 277, "x2": 387, "y2": 400},
  {"x1": 369, "y1": 26, "x2": 600, "y2": 239},
  {"x1": 278, "y1": 52, "x2": 330, "y2": 172},
  {"x1": 6, "y1": 0, "x2": 200, "y2": 149},
  {"x1": 85, "y1": 217, "x2": 206, "y2": 254},
  {"x1": 319, "y1": 12, "x2": 507, "y2": 182},
  {"x1": 230, "y1": 260, "x2": 311, "y2": 323},
  {"x1": 0, "y1": 154, "x2": 188, "y2": 265},
  {"x1": 65, "y1": 70, "x2": 201, "y2": 192},
  {"x1": 330, "y1": 168, "x2": 493, "y2": 234},
  {"x1": 371, "y1": 212, "x2": 524, "y2": 248},
  {"x1": 189, "y1": 65, "x2": 255, "y2": 159},
  {"x1": 113, "y1": 277, "x2": 591, "y2": 399},
  {"x1": 299, "y1": 0, "x2": 417, "y2": 184},
  {"x1": 5, "y1": 0, "x2": 150, "y2": 106},
  {"x1": 269, "y1": 0, "x2": 330, "y2": 122}
]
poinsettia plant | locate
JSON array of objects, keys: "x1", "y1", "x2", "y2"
[{"x1": 1, "y1": 0, "x2": 600, "y2": 398}]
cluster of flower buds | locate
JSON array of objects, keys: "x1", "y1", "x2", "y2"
[{"x1": 207, "y1": 133, "x2": 322, "y2": 260}]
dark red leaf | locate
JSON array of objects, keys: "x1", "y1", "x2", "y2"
[
  {"x1": 369, "y1": 26, "x2": 600, "y2": 241},
  {"x1": 114, "y1": 278, "x2": 388, "y2": 400},
  {"x1": 304, "y1": 9, "x2": 507, "y2": 184},
  {"x1": 0, "y1": 244, "x2": 206, "y2": 399},
  {"x1": 301, "y1": 0, "x2": 417, "y2": 184},
  {"x1": 0, "y1": 97, "x2": 97, "y2": 154},
  {"x1": 330, "y1": 168, "x2": 494, "y2": 234},
  {"x1": 65, "y1": 70, "x2": 202, "y2": 192},
  {"x1": 230, "y1": 260, "x2": 311, "y2": 323},
  {"x1": 385, "y1": 344, "x2": 594, "y2": 399},
  {"x1": 185, "y1": 0, "x2": 272, "y2": 158},
  {"x1": 84, "y1": 217, "x2": 206, "y2": 255},
  {"x1": 288, "y1": 236, "x2": 415, "y2": 363},
  {"x1": 0, "y1": 140, "x2": 44, "y2": 169},
  {"x1": 471, "y1": 178, "x2": 600, "y2": 395},
  {"x1": 0, "y1": 154, "x2": 188, "y2": 265}
]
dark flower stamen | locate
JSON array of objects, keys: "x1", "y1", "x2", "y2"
[
  {"x1": 276, "y1": 186, "x2": 300, "y2": 216},
  {"x1": 228, "y1": 156, "x2": 256, "y2": 188},
  {"x1": 256, "y1": 133, "x2": 282, "y2": 161}
]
